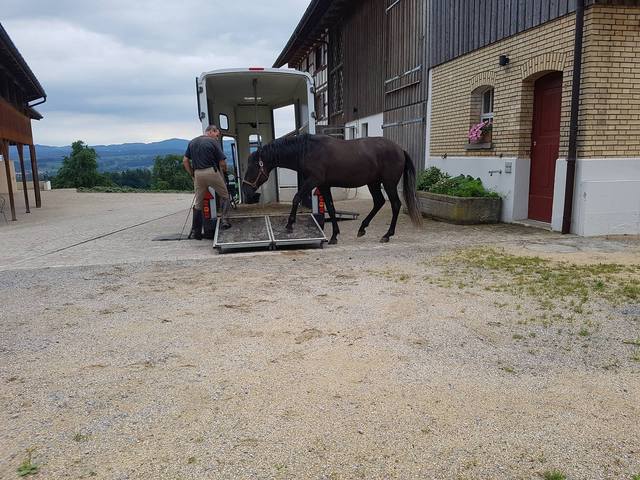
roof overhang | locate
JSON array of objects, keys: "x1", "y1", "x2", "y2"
[
  {"x1": 0, "y1": 22, "x2": 46, "y2": 104},
  {"x1": 26, "y1": 105, "x2": 43, "y2": 120},
  {"x1": 273, "y1": 0, "x2": 351, "y2": 68}
]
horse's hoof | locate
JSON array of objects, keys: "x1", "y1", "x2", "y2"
[
  {"x1": 357, "y1": 230, "x2": 366, "y2": 238},
  {"x1": 285, "y1": 225, "x2": 293, "y2": 233},
  {"x1": 380, "y1": 236, "x2": 390, "y2": 243},
  {"x1": 329, "y1": 237, "x2": 338, "y2": 245}
]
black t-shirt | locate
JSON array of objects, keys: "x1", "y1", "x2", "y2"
[{"x1": 184, "y1": 136, "x2": 226, "y2": 170}]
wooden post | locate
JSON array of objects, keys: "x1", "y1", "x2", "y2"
[
  {"x1": 1, "y1": 140, "x2": 17, "y2": 221},
  {"x1": 28, "y1": 144, "x2": 41, "y2": 208},
  {"x1": 18, "y1": 143, "x2": 30, "y2": 213}
]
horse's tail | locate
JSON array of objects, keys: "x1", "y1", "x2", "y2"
[{"x1": 402, "y1": 151, "x2": 423, "y2": 227}]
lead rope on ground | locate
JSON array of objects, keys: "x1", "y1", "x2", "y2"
[{"x1": 179, "y1": 194, "x2": 197, "y2": 241}]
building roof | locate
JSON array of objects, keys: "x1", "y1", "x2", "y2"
[
  {"x1": 273, "y1": 0, "x2": 351, "y2": 68},
  {"x1": 0, "y1": 22, "x2": 46, "y2": 103}
]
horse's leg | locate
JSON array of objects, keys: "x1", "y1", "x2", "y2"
[
  {"x1": 319, "y1": 186, "x2": 340, "y2": 245},
  {"x1": 357, "y1": 183, "x2": 385, "y2": 238},
  {"x1": 286, "y1": 178, "x2": 315, "y2": 232},
  {"x1": 380, "y1": 181, "x2": 402, "y2": 243}
]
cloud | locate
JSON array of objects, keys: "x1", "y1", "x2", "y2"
[
  {"x1": 2, "y1": 0, "x2": 309, "y2": 146},
  {"x1": 31, "y1": 111, "x2": 202, "y2": 146}
]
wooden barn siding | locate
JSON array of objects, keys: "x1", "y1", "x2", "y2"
[
  {"x1": 425, "y1": 0, "x2": 628, "y2": 68},
  {"x1": 383, "y1": 0, "x2": 427, "y2": 111},
  {"x1": 382, "y1": 0, "x2": 428, "y2": 170},
  {"x1": 343, "y1": 0, "x2": 386, "y2": 123},
  {"x1": 383, "y1": 103, "x2": 426, "y2": 169},
  {"x1": 0, "y1": 97, "x2": 33, "y2": 145}
]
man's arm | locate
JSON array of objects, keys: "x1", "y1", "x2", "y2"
[
  {"x1": 182, "y1": 156, "x2": 194, "y2": 178},
  {"x1": 219, "y1": 159, "x2": 228, "y2": 175}
]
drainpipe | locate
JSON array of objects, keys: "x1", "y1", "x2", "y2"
[{"x1": 562, "y1": 0, "x2": 585, "y2": 234}]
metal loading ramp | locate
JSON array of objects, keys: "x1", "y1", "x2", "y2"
[{"x1": 213, "y1": 214, "x2": 327, "y2": 253}]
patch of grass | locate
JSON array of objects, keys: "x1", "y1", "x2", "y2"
[
  {"x1": 512, "y1": 334, "x2": 524, "y2": 340},
  {"x1": 73, "y1": 433, "x2": 89, "y2": 442},
  {"x1": 187, "y1": 456, "x2": 196, "y2": 464},
  {"x1": 631, "y1": 349, "x2": 640, "y2": 363},
  {"x1": 618, "y1": 281, "x2": 640, "y2": 300},
  {"x1": 274, "y1": 463, "x2": 287, "y2": 472},
  {"x1": 369, "y1": 269, "x2": 411, "y2": 283},
  {"x1": 631, "y1": 474, "x2": 640, "y2": 480},
  {"x1": 435, "y1": 247, "x2": 640, "y2": 316},
  {"x1": 623, "y1": 338, "x2": 640, "y2": 346},
  {"x1": 17, "y1": 449, "x2": 39, "y2": 477},
  {"x1": 542, "y1": 471, "x2": 567, "y2": 480},
  {"x1": 578, "y1": 327, "x2": 590, "y2": 337},
  {"x1": 500, "y1": 366, "x2": 515, "y2": 374}
]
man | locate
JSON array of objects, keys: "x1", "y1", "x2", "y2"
[{"x1": 183, "y1": 125, "x2": 232, "y2": 240}]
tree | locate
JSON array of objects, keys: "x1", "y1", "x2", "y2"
[
  {"x1": 151, "y1": 154, "x2": 192, "y2": 191},
  {"x1": 52, "y1": 141, "x2": 111, "y2": 188},
  {"x1": 109, "y1": 169, "x2": 152, "y2": 189}
]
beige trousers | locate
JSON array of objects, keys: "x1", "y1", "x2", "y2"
[{"x1": 194, "y1": 167, "x2": 229, "y2": 211}]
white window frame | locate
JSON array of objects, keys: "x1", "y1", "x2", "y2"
[{"x1": 480, "y1": 88, "x2": 494, "y2": 122}]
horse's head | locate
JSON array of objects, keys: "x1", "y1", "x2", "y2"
[{"x1": 242, "y1": 149, "x2": 270, "y2": 204}]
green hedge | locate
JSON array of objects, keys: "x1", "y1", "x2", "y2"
[
  {"x1": 77, "y1": 186, "x2": 191, "y2": 193},
  {"x1": 417, "y1": 167, "x2": 500, "y2": 198}
]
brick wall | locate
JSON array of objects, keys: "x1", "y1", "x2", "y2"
[
  {"x1": 580, "y1": 6, "x2": 640, "y2": 157},
  {"x1": 429, "y1": 5, "x2": 640, "y2": 159}
]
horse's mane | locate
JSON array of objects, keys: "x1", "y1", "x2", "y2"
[{"x1": 260, "y1": 134, "x2": 310, "y2": 166}]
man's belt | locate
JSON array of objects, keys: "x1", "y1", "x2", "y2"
[{"x1": 195, "y1": 166, "x2": 219, "y2": 172}]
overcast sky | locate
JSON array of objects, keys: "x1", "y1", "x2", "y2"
[{"x1": 3, "y1": 0, "x2": 309, "y2": 146}]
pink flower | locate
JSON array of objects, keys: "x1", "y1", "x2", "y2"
[{"x1": 468, "y1": 120, "x2": 492, "y2": 143}]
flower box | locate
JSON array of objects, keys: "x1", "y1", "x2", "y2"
[
  {"x1": 416, "y1": 191, "x2": 502, "y2": 224},
  {"x1": 468, "y1": 120, "x2": 493, "y2": 148}
]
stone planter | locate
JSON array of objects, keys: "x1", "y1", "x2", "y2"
[{"x1": 416, "y1": 191, "x2": 501, "y2": 224}]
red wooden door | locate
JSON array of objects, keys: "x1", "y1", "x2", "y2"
[{"x1": 528, "y1": 72, "x2": 562, "y2": 222}]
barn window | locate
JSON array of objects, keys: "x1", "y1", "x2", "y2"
[
  {"x1": 315, "y1": 88, "x2": 328, "y2": 121},
  {"x1": 468, "y1": 86, "x2": 495, "y2": 147},
  {"x1": 329, "y1": 25, "x2": 344, "y2": 120},
  {"x1": 315, "y1": 43, "x2": 327, "y2": 72},
  {"x1": 480, "y1": 88, "x2": 494, "y2": 121}
]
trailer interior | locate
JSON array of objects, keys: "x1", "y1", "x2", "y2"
[{"x1": 198, "y1": 68, "x2": 315, "y2": 205}]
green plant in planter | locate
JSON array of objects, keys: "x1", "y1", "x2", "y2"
[
  {"x1": 430, "y1": 175, "x2": 500, "y2": 198},
  {"x1": 417, "y1": 167, "x2": 447, "y2": 191},
  {"x1": 418, "y1": 167, "x2": 499, "y2": 198}
]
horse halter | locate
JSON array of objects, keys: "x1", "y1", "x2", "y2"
[{"x1": 242, "y1": 157, "x2": 269, "y2": 189}]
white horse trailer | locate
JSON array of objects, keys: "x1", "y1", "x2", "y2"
[{"x1": 196, "y1": 68, "x2": 316, "y2": 205}]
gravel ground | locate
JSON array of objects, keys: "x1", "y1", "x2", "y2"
[{"x1": 1, "y1": 191, "x2": 639, "y2": 479}]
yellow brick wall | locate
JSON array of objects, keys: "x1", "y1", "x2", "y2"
[
  {"x1": 429, "y1": 6, "x2": 640, "y2": 159},
  {"x1": 580, "y1": 6, "x2": 640, "y2": 157},
  {"x1": 430, "y1": 15, "x2": 575, "y2": 158}
]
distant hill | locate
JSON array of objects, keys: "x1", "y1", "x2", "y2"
[{"x1": 26, "y1": 138, "x2": 235, "y2": 174}]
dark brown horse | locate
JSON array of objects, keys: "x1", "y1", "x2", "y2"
[{"x1": 242, "y1": 134, "x2": 422, "y2": 244}]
